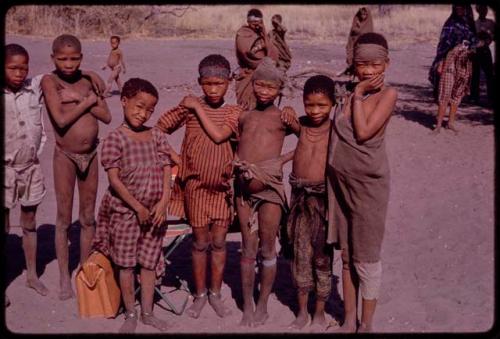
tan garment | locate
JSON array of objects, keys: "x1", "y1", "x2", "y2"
[
  {"x1": 345, "y1": 8, "x2": 374, "y2": 67},
  {"x1": 326, "y1": 96, "x2": 390, "y2": 263},
  {"x1": 269, "y1": 23, "x2": 292, "y2": 71},
  {"x1": 235, "y1": 25, "x2": 279, "y2": 110}
]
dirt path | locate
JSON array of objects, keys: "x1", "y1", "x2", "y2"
[{"x1": 3, "y1": 36, "x2": 494, "y2": 334}]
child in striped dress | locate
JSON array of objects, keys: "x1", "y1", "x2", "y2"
[
  {"x1": 93, "y1": 78, "x2": 173, "y2": 333},
  {"x1": 156, "y1": 55, "x2": 242, "y2": 319}
]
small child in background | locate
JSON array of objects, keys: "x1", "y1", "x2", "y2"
[
  {"x1": 342, "y1": 7, "x2": 373, "y2": 76},
  {"x1": 92, "y1": 78, "x2": 172, "y2": 333},
  {"x1": 102, "y1": 35, "x2": 126, "y2": 97},
  {"x1": 156, "y1": 54, "x2": 242, "y2": 319},
  {"x1": 286, "y1": 75, "x2": 336, "y2": 330},
  {"x1": 269, "y1": 14, "x2": 292, "y2": 72},
  {"x1": 4, "y1": 44, "x2": 49, "y2": 305}
]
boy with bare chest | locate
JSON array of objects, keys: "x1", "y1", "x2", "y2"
[
  {"x1": 41, "y1": 34, "x2": 111, "y2": 300},
  {"x1": 285, "y1": 75, "x2": 336, "y2": 330},
  {"x1": 234, "y1": 57, "x2": 299, "y2": 327},
  {"x1": 102, "y1": 35, "x2": 126, "y2": 97}
]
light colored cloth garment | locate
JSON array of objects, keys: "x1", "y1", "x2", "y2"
[
  {"x1": 438, "y1": 43, "x2": 473, "y2": 106},
  {"x1": 269, "y1": 23, "x2": 292, "y2": 72},
  {"x1": 326, "y1": 96, "x2": 390, "y2": 264},
  {"x1": 345, "y1": 8, "x2": 374, "y2": 67},
  {"x1": 3, "y1": 74, "x2": 47, "y2": 209},
  {"x1": 354, "y1": 261, "x2": 382, "y2": 299}
]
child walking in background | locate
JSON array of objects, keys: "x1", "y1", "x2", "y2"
[
  {"x1": 326, "y1": 32, "x2": 397, "y2": 333},
  {"x1": 102, "y1": 35, "x2": 126, "y2": 97},
  {"x1": 4, "y1": 44, "x2": 49, "y2": 305},
  {"x1": 156, "y1": 54, "x2": 242, "y2": 319},
  {"x1": 342, "y1": 7, "x2": 373, "y2": 77},
  {"x1": 286, "y1": 75, "x2": 336, "y2": 330},
  {"x1": 92, "y1": 78, "x2": 172, "y2": 333}
]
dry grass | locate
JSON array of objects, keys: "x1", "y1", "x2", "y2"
[{"x1": 4, "y1": 5, "x2": 473, "y2": 45}]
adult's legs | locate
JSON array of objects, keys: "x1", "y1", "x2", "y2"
[
  {"x1": 76, "y1": 156, "x2": 98, "y2": 266},
  {"x1": 119, "y1": 267, "x2": 137, "y2": 333},
  {"x1": 237, "y1": 197, "x2": 258, "y2": 326},
  {"x1": 208, "y1": 221, "x2": 231, "y2": 317},
  {"x1": 447, "y1": 103, "x2": 459, "y2": 134},
  {"x1": 53, "y1": 148, "x2": 77, "y2": 300},
  {"x1": 185, "y1": 226, "x2": 209, "y2": 319},
  {"x1": 331, "y1": 261, "x2": 358, "y2": 333},
  {"x1": 253, "y1": 202, "x2": 281, "y2": 326},
  {"x1": 20, "y1": 205, "x2": 48, "y2": 295}
]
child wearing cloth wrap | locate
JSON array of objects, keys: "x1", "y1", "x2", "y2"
[
  {"x1": 326, "y1": 33, "x2": 397, "y2": 333},
  {"x1": 156, "y1": 55, "x2": 242, "y2": 319},
  {"x1": 285, "y1": 75, "x2": 336, "y2": 330},
  {"x1": 234, "y1": 57, "x2": 300, "y2": 327}
]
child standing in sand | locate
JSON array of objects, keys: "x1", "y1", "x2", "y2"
[
  {"x1": 92, "y1": 78, "x2": 173, "y2": 333},
  {"x1": 41, "y1": 34, "x2": 111, "y2": 300},
  {"x1": 102, "y1": 35, "x2": 126, "y2": 97},
  {"x1": 234, "y1": 57, "x2": 299, "y2": 327},
  {"x1": 156, "y1": 54, "x2": 242, "y2": 319},
  {"x1": 4, "y1": 44, "x2": 49, "y2": 305},
  {"x1": 326, "y1": 32, "x2": 397, "y2": 333},
  {"x1": 285, "y1": 75, "x2": 336, "y2": 330}
]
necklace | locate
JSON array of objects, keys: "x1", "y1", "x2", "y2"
[{"x1": 304, "y1": 121, "x2": 331, "y2": 143}]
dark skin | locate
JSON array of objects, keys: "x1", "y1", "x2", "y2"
[
  {"x1": 236, "y1": 79, "x2": 297, "y2": 327},
  {"x1": 286, "y1": 93, "x2": 333, "y2": 330},
  {"x1": 41, "y1": 44, "x2": 111, "y2": 300}
]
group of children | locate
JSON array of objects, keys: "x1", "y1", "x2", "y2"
[{"x1": 4, "y1": 17, "x2": 397, "y2": 334}]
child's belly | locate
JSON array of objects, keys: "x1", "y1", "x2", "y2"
[{"x1": 54, "y1": 114, "x2": 99, "y2": 153}]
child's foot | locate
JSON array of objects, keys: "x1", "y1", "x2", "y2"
[
  {"x1": 357, "y1": 322, "x2": 373, "y2": 333},
  {"x1": 185, "y1": 291, "x2": 208, "y2": 319},
  {"x1": 447, "y1": 124, "x2": 459, "y2": 134},
  {"x1": 26, "y1": 278, "x2": 49, "y2": 296},
  {"x1": 239, "y1": 309, "x2": 254, "y2": 327},
  {"x1": 208, "y1": 290, "x2": 232, "y2": 318},
  {"x1": 311, "y1": 311, "x2": 327, "y2": 328},
  {"x1": 430, "y1": 127, "x2": 441, "y2": 135},
  {"x1": 253, "y1": 305, "x2": 269, "y2": 326},
  {"x1": 327, "y1": 319, "x2": 357, "y2": 333},
  {"x1": 58, "y1": 278, "x2": 75, "y2": 300},
  {"x1": 288, "y1": 312, "x2": 309, "y2": 329},
  {"x1": 141, "y1": 312, "x2": 170, "y2": 332},
  {"x1": 119, "y1": 311, "x2": 138, "y2": 333}
]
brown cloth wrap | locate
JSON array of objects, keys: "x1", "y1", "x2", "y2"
[
  {"x1": 345, "y1": 7, "x2": 374, "y2": 67},
  {"x1": 269, "y1": 22, "x2": 292, "y2": 72},
  {"x1": 233, "y1": 156, "x2": 288, "y2": 233},
  {"x1": 326, "y1": 96, "x2": 390, "y2": 264}
]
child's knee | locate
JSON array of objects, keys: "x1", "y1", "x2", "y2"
[
  {"x1": 192, "y1": 238, "x2": 210, "y2": 253},
  {"x1": 79, "y1": 212, "x2": 96, "y2": 228},
  {"x1": 354, "y1": 261, "x2": 382, "y2": 300},
  {"x1": 211, "y1": 238, "x2": 226, "y2": 252}
]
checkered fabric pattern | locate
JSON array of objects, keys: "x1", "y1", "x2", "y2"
[{"x1": 438, "y1": 44, "x2": 473, "y2": 106}]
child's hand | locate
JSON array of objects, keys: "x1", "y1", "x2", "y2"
[
  {"x1": 150, "y1": 200, "x2": 168, "y2": 227},
  {"x1": 180, "y1": 95, "x2": 202, "y2": 111},
  {"x1": 135, "y1": 204, "x2": 151, "y2": 225},
  {"x1": 170, "y1": 151, "x2": 182, "y2": 166},
  {"x1": 86, "y1": 91, "x2": 98, "y2": 105},
  {"x1": 355, "y1": 73, "x2": 384, "y2": 95},
  {"x1": 281, "y1": 106, "x2": 299, "y2": 127}
]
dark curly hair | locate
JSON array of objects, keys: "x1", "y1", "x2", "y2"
[
  {"x1": 303, "y1": 75, "x2": 336, "y2": 104},
  {"x1": 121, "y1": 78, "x2": 158, "y2": 100}
]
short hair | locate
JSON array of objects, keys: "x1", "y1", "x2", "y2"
[
  {"x1": 5, "y1": 43, "x2": 29, "y2": 61},
  {"x1": 247, "y1": 8, "x2": 263, "y2": 18},
  {"x1": 110, "y1": 35, "x2": 120, "y2": 42},
  {"x1": 121, "y1": 78, "x2": 159, "y2": 100},
  {"x1": 198, "y1": 54, "x2": 231, "y2": 75},
  {"x1": 52, "y1": 34, "x2": 81, "y2": 53},
  {"x1": 303, "y1": 75, "x2": 336, "y2": 104},
  {"x1": 355, "y1": 32, "x2": 389, "y2": 50},
  {"x1": 272, "y1": 14, "x2": 282, "y2": 22}
]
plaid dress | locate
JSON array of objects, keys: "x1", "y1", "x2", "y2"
[
  {"x1": 93, "y1": 127, "x2": 173, "y2": 277},
  {"x1": 438, "y1": 44, "x2": 473, "y2": 105}
]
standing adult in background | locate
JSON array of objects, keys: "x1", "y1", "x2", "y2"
[
  {"x1": 342, "y1": 7, "x2": 373, "y2": 76},
  {"x1": 429, "y1": 5, "x2": 477, "y2": 100},
  {"x1": 235, "y1": 8, "x2": 278, "y2": 110},
  {"x1": 269, "y1": 14, "x2": 292, "y2": 72},
  {"x1": 470, "y1": 4, "x2": 495, "y2": 106}
]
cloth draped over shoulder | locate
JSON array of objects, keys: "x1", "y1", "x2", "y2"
[
  {"x1": 269, "y1": 22, "x2": 292, "y2": 72},
  {"x1": 345, "y1": 8, "x2": 374, "y2": 67},
  {"x1": 235, "y1": 25, "x2": 279, "y2": 110},
  {"x1": 326, "y1": 95, "x2": 390, "y2": 263}
]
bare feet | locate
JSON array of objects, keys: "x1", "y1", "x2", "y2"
[
  {"x1": 327, "y1": 320, "x2": 357, "y2": 333},
  {"x1": 253, "y1": 305, "x2": 269, "y2": 326},
  {"x1": 311, "y1": 311, "x2": 327, "y2": 327},
  {"x1": 185, "y1": 292, "x2": 208, "y2": 319},
  {"x1": 208, "y1": 290, "x2": 232, "y2": 318},
  {"x1": 26, "y1": 278, "x2": 49, "y2": 296},
  {"x1": 141, "y1": 312, "x2": 170, "y2": 332},
  {"x1": 119, "y1": 311, "x2": 138, "y2": 333},
  {"x1": 447, "y1": 124, "x2": 459, "y2": 134},
  {"x1": 239, "y1": 309, "x2": 254, "y2": 327},
  {"x1": 357, "y1": 323, "x2": 373, "y2": 333},
  {"x1": 430, "y1": 127, "x2": 441, "y2": 135},
  {"x1": 58, "y1": 277, "x2": 75, "y2": 300},
  {"x1": 288, "y1": 312, "x2": 309, "y2": 330}
]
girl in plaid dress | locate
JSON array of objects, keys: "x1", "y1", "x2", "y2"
[{"x1": 93, "y1": 78, "x2": 173, "y2": 333}]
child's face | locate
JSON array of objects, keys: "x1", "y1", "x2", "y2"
[
  {"x1": 51, "y1": 46, "x2": 82, "y2": 77},
  {"x1": 253, "y1": 79, "x2": 280, "y2": 105},
  {"x1": 5, "y1": 54, "x2": 29, "y2": 92},
  {"x1": 121, "y1": 91, "x2": 158, "y2": 129},
  {"x1": 354, "y1": 59, "x2": 388, "y2": 82},
  {"x1": 198, "y1": 76, "x2": 229, "y2": 105},
  {"x1": 359, "y1": 9, "x2": 368, "y2": 21},
  {"x1": 304, "y1": 92, "x2": 333, "y2": 126},
  {"x1": 110, "y1": 38, "x2": 120, "y2": 49}
]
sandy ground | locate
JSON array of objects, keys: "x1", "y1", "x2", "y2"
[{"x1": 2, "y1": 35, "x2": 495, "y2": 335}]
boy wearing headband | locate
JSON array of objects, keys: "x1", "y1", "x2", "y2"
[
  {"x1": 326, "y1": 32, "x2": 397, "y2": 333},
  {"x1": 233, "y1": 57, "x2": 299, "y2": 327},
  {"x1": 156, "y1": 54, "x2": 242, "y2": 319}
]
